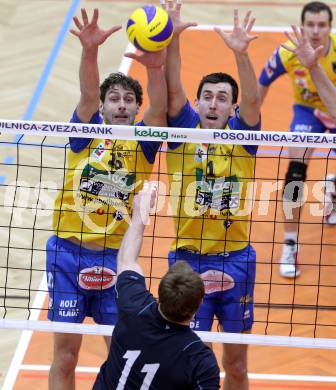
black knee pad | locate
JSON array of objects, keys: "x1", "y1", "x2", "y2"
[{"x1": 283, "y1": 161, "x2": 307, "y2": 202}]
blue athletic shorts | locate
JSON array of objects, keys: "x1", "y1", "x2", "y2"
[
  {"x1": 46, "y1": 235, "x2": 118, "y2": 325},
  {"x1": 290, "y1": 104, "x2": 336, "y2": 133},
  {"x1": 168, "y1": 245, "x2": 256, "y2": 333}
]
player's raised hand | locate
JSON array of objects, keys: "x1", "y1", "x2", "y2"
[
  {"x1": 282, "y1": 25, "x2": 324, "y2": 69},
  {"x1": 70, "y1": 8, "x2": 121, "y2": 49},
  {"x1": 215, "y1": 9, "x2": 257, "y2": 54},
  {"x1": 132, "y1": 181, "x2": 158, "y2": 226},
  {"x1": 160, "y1": 0, "x2": 197, "y2": 38},
  {"x1": 124, "y1": 48, "x2": 166, "y2": 69}
]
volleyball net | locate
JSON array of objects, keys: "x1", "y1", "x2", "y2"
[{"x1": 1, "y1": 119, "x2": 336, "y2": 349}]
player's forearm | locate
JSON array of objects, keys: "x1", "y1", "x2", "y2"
[
  {"x1": 310, "y1": 64, "x2": 336, "y2": 120},
  {"x1": 166, "y1": 38, "x2": 187, "y2": 117},
  {"x1": 235, "y1": 52, "x2": 259, "y2": 105},
  {"x1": 235, "y1": 52, "x2": 260, "y2": 124},
  {"x1": 143, "y1": 66, "x2": 167, "y2": 126},
  {"x1": 77, "y1": 47, "x2": 101, "y2": 121},
  {"x1": 257, "y1": 83, "x2": 269, "y2": 106},
  {"x1": 117, "y1": 221, "x2": 145, "y2": 275}
]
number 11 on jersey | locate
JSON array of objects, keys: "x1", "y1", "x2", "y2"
[{"x1": 116, "y1": 350, "x2": 160, "y2": 390}]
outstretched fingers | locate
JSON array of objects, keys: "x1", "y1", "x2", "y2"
[
  {"x1": 242, "y1": 10, "x2": 252, "y2": 29},
  {"x1": 124, "y1": 52, "x2": 139, "y2": 61},
  {"x1": 141, "y1": 181, "x2": 158, "y2": 209},
  {"x1": 291, "y1": 24, "x2": 302, "y2": 41},
  {"x1": 315, "y1": 45, "x2": 325, "y2": 57},
  {"x1": 149, "y1": 182, "x2": 158, "y2": 209},
  {"x1": 281, "y1": 43, "x2": 295, "y2": 52},
  {"x1": 213, "y1": 26, "x2": 226, "y2": 40},
  {"x1": 160, "y1": 0, "x2": 166, "y2": 10},
  {"x1": 284, "y1": 30, "x2": 299, "y2": 47},
  {"x1": 81, "y1": 8, "x2": 89, "y2": 25},
  {"x1": 105, "y1": 25, "x2": 122, "y2": 38},
  {"x1": 69, "y1": 28, "x2": 80, "y2": 37},
  {"x1": 233, "y1": 9, "x2": 239, "y2": 28},
  {"x1": 246, "y1": 16, "x2": 256, "y2": 34},
  {"x1": 91, "y1": 8, "x2": 99, "y2": 25},
  {"x1": 72, "y1": 16, "x2": 83, "y2": 31},
  {"x1": 167, "y1": 0, "x2": 175, "y2": 11}
]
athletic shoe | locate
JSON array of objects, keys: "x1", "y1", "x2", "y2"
[{"x1": 279, "y1": 239, "x2": 300, "y2": 278}]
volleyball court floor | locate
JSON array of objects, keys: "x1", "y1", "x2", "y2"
[{"x1": 4, "y1": 28, "x2": 336, "y2": 390}]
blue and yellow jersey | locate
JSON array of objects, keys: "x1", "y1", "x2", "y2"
[
  {"x1": 259, "y1": 34, "x2": 336, "y2": 111},
  {"x1": 167, "y1": 101, "x2": 260, "y2": 254},
  {"x1": 53, "y1": 111, "x2": 157, "y2": 249}
]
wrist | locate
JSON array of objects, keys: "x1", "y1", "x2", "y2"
[
  {"x1": 146, "y1": 65, "x2": 163, "y2": 70},
  {"x1": 308, "y1": 62, "x2": 320, "y2": 71},
  {"x1": 82, "y1": 46, "x2": 99, "y2": 57},
  {"x1": 169, "y1": 36, "x2": 180, "y2": 47},
  {"x1": 233, "y1": 50, "x2": 248, "y2": 58}
]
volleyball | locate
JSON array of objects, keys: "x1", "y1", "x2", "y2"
[{"x1": 126, "y1": 5, "x2": 174, "y2": 52}]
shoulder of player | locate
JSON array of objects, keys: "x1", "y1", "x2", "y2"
[
  {"x1": 168, "y1": 100, "x2": 200, "y2": 129},
  {"x1": 181, "y1": 334, "x2": 209, "y2": 354},
  {"x1": 181, "y1": 336, "x2": 217, "y2": 368}
]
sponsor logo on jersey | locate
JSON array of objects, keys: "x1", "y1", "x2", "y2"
[
  {"x1": 92, "y1": 140, "x2": 111, "y2": 161},
  {"x1": 200, "y1": 270, "x2": 235, "y2": 294},
  {"x1": 294, "y1": 124, "x2": 312, "y2": 133},
  {"x1": 47, "y1": 271, "x2": 54, "y2": 289},
  {"x1": 294, "y1": 69, "x2": 306, "y2": 77},
  {"x1": 265, "y1": 65, "x2": 274, "y2": 79},
  {"x1": 113, "y1": 210, "x2": 124, "y2": 221},
  {"x1": 195, "y1": 173, "x2": 241, "y2": 213},
  {"x1": 265, "y1": 52, "x2": 277, "y2": 78},
  {"x1": 295, "y1": 77, "x2": 308, "y2": 89},
  {"x1": 314, "y1": 108, "x2": 336, "y2": 129},
  {"x1": 240, "y1": 294, "x2": 252, "y2": 305},
  {"x1": 58, "y1": 299, "x2": 80, "y2": 317},
  {"x1": 208, "y1": 146, "x2": 215, "y2": 154},
  {"x1": 189, "y1": 320, "x2": 201, "y2": 329},
  {"x1": 194, "y1": 145, "x2": 207, "y2": 162},
  {"x1": 78, "y1": 266, "x2": 116, "y2": 290},
  {"x1": 80, "y1": 164, "x2": 135, "y2": 201},
  {"x1": 223, "y1": 219, "x2": 234, "y2": 229},
  {"x1": 243, "y1": 309, "x2": 250, "y2": 320}
]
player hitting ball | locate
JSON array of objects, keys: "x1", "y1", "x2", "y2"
[{"x1": 92, "y1": 181, "x2": 220, "y2": 389}]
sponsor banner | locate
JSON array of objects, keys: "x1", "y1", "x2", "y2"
[{"x1": 1, "y1": 119, "x2": 336, "y2": 148}]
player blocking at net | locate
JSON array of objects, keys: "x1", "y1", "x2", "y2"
[
  {"x1": 93, "y1": 181, "x2": 220, "y2": 389},
  {"x1": 283, "y1": 25, "x2": 336, "y2": 121},
  {"x1": 162, "y1": 1, "x2": 261, "y2": 389},
  {"x1": 258, "y1": 1, "x2": 336, "y2": 278},
  {"x1": 46, "y1": 8, "x2": 166, "y2": 390}
]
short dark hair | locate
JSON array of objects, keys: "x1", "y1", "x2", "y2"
[
  {"x1": 100, "y1": 72, "x2": 143, "y2": 106},
  {"x1": 158, "y1": 261, "x2": 204, "y2": 323},
  {"x1": 196, "y1": 72, "x2": 239, "y2": 104},
  {"x1": 301, "y1": 1, "x2": 333, "y2": 25}
]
